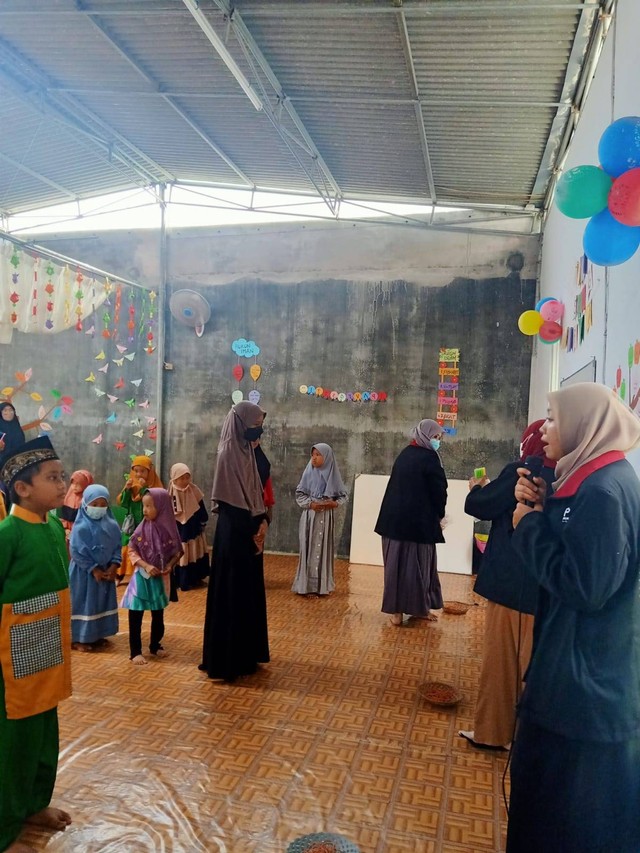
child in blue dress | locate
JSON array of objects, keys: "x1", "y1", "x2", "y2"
[
  {"x1": 121, "y1": 488, "x2": 182, "y2": 666},
  {"x1": 69, "y1": 484, "x2": 121, "y2": 652}
]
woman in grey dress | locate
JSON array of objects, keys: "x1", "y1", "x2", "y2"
[
  {"x1": 375, "y1": 419, "x2": 447, "y2": 625},
  {"x1": 292, "y1": 443, "x2": 348, "y2": 596}
]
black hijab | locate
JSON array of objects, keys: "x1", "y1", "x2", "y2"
[{"x1": 0, "y1": 402, "x2": 26, "y2": 455}]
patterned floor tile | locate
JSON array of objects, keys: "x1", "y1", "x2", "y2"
[{"x1": 16, "y1": 556, "x2": 508, "y2": 852}]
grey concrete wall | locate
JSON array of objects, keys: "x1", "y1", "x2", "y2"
[{"x1": 3, "y1": 218, "x2": 539, "y2": 556}]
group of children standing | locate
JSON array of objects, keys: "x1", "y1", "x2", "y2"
[
  {"x1": 66, "y1": 456, "x2": 210, "y2": 664},
  {"x1": 0, "y1": 425, "x2": 348, "y2": 850}
]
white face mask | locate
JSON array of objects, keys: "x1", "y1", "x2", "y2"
[{"x1": 86, "y1": 506, "x2": 108, "y2": 520}]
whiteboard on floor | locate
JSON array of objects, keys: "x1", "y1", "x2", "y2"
[{"x1": 349, "y1": 474, "x2": 473, "y2": 574}]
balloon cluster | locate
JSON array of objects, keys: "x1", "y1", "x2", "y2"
[
  {"x1": 518, "y1": 297, "x2": 564, "y2": 344},
  {"x1": 555, "y1": 116, "x2": 640, "y2": 266}
]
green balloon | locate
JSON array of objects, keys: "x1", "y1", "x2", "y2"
[{"x1": 555, "y1": 165, "x2": 612, "y2": 218}]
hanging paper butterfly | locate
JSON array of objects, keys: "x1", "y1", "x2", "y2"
[
  {"x1": 116, "y1": 344, "x2": 128, "y2": 354},
  {"x1": 113, "y1": 358, "x2": 124, "y2": 367},
  {"x1": 113, "y1": 441, "x2": 126, "y2": 451},
  {"x1": 130, "y1": 379, "x2": 142, "y2": 388},
  {"x1": 98, "y1": 364, "x2": 109, "y2": 374},
  {"x1": 124, "y1": 398, "x2": 136, "y2": 408},
  {"x1": 95, "y1": 351, "x2": 106, "y2": 360},
  {"x1": 94, "y1": 388, "x2": 106, "y2": 398},
  {"x1": 139, "y1": 399, "x2": 150, "y2": 409},
  {"x1": 92, "y1": 433, "x2": 103, "y2": 444},
  {"x1": 107, "y1": 395, "x2": 118, "y2": 403},
  {"x1": 114, "y1": 377, "x2": 125, "y2": 390},
  {"x1": 124, "y1": 352, "x2": 135, "y2": 362},
  {"x1": 132, "y1": 429, "x2": 144, "y2": 438},
  {"x1": 85, "y1": 372, "x2": 96, "y2": 383},
  {"x1": 106, "y1": 412, "x2": 117, "y2": 423}
]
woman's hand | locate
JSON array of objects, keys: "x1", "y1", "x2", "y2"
[
  {"x1": 468, "y1": 474, "x2": 490, "y2": 490},
  {"x1": 253, "y1": 520, "x2": 268, "y2": 554},
  {"x1": 514, "y1": 468, "x2": 547, "y2": 506},
  {"x1": 91, "y1": 567, "x2": 104, "y2": 582},
  {"x1": 145, "y1": 564, "x2": 161, "y2": 577},
  {"x1": 513, "y1": 468, "x2": 546, "y2": 528}
]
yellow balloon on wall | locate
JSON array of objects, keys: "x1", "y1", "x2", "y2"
[
  {"x1": 518, "y1": 310, "x2": 544, "y2": 336},
  {"x1": 250, "y1": 364, "x2": 261, "y2": 381}
]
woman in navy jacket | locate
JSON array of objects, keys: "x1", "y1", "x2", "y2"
[
  {"x1": 460, "y1": 420, "x2": 555, "y2": 750},
  {"x1": 509, "y1": 382, "x2": 640, "y2": 853}
]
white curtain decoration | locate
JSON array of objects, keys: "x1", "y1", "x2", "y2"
[{"x1": 0, "y1": 241, "x2": 108, "y2": 343}]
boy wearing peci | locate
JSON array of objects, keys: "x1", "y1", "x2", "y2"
[{"x1": 0, "y1": 437, "x2": 72, "y2": 853}]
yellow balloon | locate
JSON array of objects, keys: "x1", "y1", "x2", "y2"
[
  {"x1": 250, "y1": 364, "x2": 261, "y2": 381},
  {"x1": 518, "y1": 310, "x2": 544, "y2": 336}
]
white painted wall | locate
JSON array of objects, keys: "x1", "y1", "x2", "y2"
[{"x1": 532, "y1": 0, "x2": 640, "y2": 472}]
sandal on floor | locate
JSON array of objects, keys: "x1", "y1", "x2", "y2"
[{"x1": 458, "y1": 730, "x2": 508, "y2": 751}]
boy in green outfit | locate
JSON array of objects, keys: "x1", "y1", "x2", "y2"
[{"x1": 0, "y1": 436, "x2": 73, "y2": 852}]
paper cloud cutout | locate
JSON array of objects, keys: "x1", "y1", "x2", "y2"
[{"x1": 231, "y1": 338, "x2": 260, "y2": 358}]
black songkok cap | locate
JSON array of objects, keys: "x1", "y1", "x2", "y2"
[{"x1": 0, "y1": 436, "x2": 59, "y2": 487}]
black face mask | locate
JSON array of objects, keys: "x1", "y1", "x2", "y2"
[{"x1": 244, "y1": 426, "x2": 264, "y2": 442}]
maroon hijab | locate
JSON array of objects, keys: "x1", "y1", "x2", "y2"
[
  {"x1": 130, "y1": 488, "x2": 181, "y2": 568},
  {"x1": 520, "y1": 419, "x2": 555, "y2": 469}
]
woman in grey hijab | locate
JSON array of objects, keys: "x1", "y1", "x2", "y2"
[
  {"x1": 199, "y1": 402, "x2": 270, "y2": 681},
  {"x1": 375, "y1": 419, "x2": 447, "y2": 625}
]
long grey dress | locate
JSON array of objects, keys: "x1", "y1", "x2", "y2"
[{"x1": 291, "y1": 490, "x2": 347, "y2": 595}]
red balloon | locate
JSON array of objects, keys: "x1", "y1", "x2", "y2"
[
  {"x1": 232, "y1": 364, "x2": 244, "y2": 382},
  {"x1": 609, "y1": 167, "x2": 640, "y2": 226},
  {"x1": 538, "y1": 321, "x2": 562, "y2": 343}
]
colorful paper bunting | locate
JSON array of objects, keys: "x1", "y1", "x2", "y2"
[
  {"x1": 124, "y1": 399, "x2": 136, "y2": 408},
  {"x1": 85, "y1": 372, "x2": 96, "y2": 383},
  {"x1": 95, "y1": 351, "x2": 106, "y2": 360},
  {"x1": 106, "y1": 412, "x2": 117, "y2": 423},
  {"x1": 92, "y1": 433, "x2": 103, "y2": 444}
]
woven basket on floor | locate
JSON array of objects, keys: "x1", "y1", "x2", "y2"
[
  {"x1": 442, "y1": 600, "x2": 472, "y2": 615},
  {"x1": 287, "y1": 833, "x2": 361, "y2": 853},
  {"x1": 418, "y1": 680, "x2": 463, "y2": 707}
]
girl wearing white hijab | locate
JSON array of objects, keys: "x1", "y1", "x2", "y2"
[
  {"x1": 292, "y1": 443, "x2": 348, "y2": 596},
  {"x1": 509, "y1": 383, "x2": 640, "y2": 853}
]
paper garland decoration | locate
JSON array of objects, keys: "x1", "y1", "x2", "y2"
[
  {"x1": 437, "y1": 348, "x2": 459, "y2": 436},
  {"x1": 562, "y1": 254, "x2": 594, "y2": 352},
  {"x1": 299, "y1": 384, "x2": 387, "y2": 402}
]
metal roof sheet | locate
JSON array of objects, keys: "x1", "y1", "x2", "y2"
[{"x1": 0, "y1": 0, "x2": 608, "y2": 218}]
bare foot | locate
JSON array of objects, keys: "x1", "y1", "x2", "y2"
[
  {"x1": 130, "y1": 654, "x2": 147, "y2": 666},
  {"x1": 413, "y1": 612, "x2": 438, "y2": 622},
  {"x1": 26, "y1": 806, "x2": 72, "y2": 831},
  {"x1": 389, "y1": 613, "x2": 403, "y2": 626},
  {"x1": 71, "y1": 642, "x2": 94, "y2": 652},
  {"x1": 151, "y1": 649, "x2": 169, "y2": 659},
  {"x1": 92, "y1": 638, "x2": 113, "y2": 648}
]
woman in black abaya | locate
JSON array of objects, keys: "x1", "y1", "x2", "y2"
[{"x1": 199, "y1": 402, "x2": 270, "y2": 682}]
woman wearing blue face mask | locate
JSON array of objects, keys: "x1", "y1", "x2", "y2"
[
  {"x1": 69, "y1": 484, "x2": 122, "y2": 651},
  {"x1": 375, "y1": 419, "x2": 447, "y2": 626}
]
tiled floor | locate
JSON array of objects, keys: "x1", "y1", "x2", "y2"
[{"x1": 19, "y1": 556, "x2": 508, "y2": 852}]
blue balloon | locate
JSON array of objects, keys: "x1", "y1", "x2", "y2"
[
  {"x1": 535, "y1": 297, "x2": 555, "y2": 312},
  {"x1": 583, "y1": 209, "x2": 640, "y2": 266},
  {"x1": 598, "y1": 116, "x2": 640, "y2": 178}
]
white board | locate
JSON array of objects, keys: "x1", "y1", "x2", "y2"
[{"x1": 349, "y1": 474, "x2": 473, "y2": 574}]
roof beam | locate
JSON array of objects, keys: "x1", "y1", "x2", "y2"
[
  {"x1": 0, "y1": 36, "x2": 169, "y2": 191},
  {"x1": 396, "y1": 8, "x2": 437, "y2": 204},
  {"x1": 77, "y1": 2, "x2": 255, "y2": 187},
  {"x1": 205, "y1": 0, "x2": 343, "y2": 215},
  {"x1": 0, "y1": 151, "x2": 78, "y2": 202}
]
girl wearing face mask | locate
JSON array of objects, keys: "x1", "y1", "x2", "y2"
[
  {"x1": 375, "y1": 418, "x2": 447, "y2": 626},
  {"x1": 292, "y1": 443, "x2": 348, "y2": 596},
  {"x1": 69, "y1": 484, "x2": 122, "y2": 651},
  {"x1": 200, "y1": 402, "x2": 270, "y2": 682}
]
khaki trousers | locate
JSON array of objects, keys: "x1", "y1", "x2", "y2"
[{"x1": 474, "y1": 601, "x2": 534, "y2": 747}]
